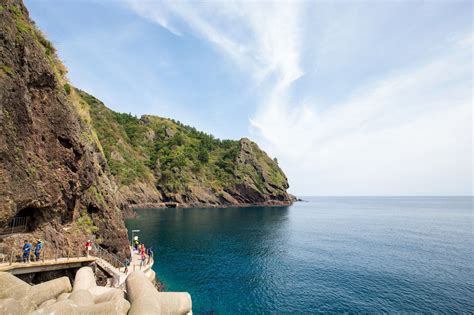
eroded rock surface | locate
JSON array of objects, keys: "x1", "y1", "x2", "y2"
[{"x1": 0, "y1": 0, "x2": 129, "y2": 258}]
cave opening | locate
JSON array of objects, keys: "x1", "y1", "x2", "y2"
[{"x1": 13, "y1": 206, "x2": 46, "y2": 232}]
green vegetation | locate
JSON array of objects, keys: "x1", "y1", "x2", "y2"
[
  {"x1": 63, "y1": 83, "x2": 71, "y2": 95},
  {"x1": 76, "y1": 210, "x2": 99, "y2": 234},
  {"x1": 9, "y1": 4, "x2": 56, "y2": 58},
  {"x1": 9, "y1": 4, "x2": 21, "y2": 17},
  {"x1": 75, "y1": 89, "x2": 288, "y2": 197},
  {"x1": 36, "y1": 30, "x2": 55, "y2": 56},
  {"x1": 3, "y1": 2, "x2": 288, "y2": 202},
  {"x1": 1, "y1": 64, "x2": 13, "y2": 76}
]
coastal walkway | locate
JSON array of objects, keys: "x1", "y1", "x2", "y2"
[
  {"x1": 0, "y1": 244, "x2": 155, "y2": 288},
  {"x1": 0, "y1": 256, "x2": 95, "y2": 275}
]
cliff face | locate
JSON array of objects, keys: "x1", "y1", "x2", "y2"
[
  {"x1": 0, "y1": 0, "x2": 129, "y2": 257},
  {"x1": 0, "y1": 0, "x2": 292, "y2": 257},
  {"x1": 80, "y1": 91, "x2": 292, "y2": 208}
]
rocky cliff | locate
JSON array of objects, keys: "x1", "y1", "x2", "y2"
[
  {"x1": 0, "y1": 0, "x2": 292, "y2": 257},
  {"x1": 80, "y1": 90, "x2": 292, "y2": 208},
  {"x1": 0, "y1": 0, "x2": 129, "y2": 257}
]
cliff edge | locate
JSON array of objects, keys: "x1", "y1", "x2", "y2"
[
  {"x1": 0, "y1": 0, "x2": 129, "y2": 257},
  {"x1": 0, "y1": 0, "x2": 292, "y2": 257}
]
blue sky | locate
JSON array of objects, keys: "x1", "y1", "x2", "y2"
[{"x1": 25, "y1": 0, "x2": 472, "y2": 196}]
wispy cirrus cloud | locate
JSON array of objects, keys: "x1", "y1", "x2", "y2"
[
  {"x1": 125, "y1": 1, "x2": 472, "y2": 195},
  {"x1": 124, "y1": 1, "x2": 303, "y2": 86},
  {"x1": 251, "y1": 33, "x2": 472, "y2": 195}
]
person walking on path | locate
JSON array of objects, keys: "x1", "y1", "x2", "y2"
[
  {"x1": 22, "y1": 240, "x2": 31, "y2": 263},
  {"x1": 85, "y1": 240, "x2": 92, "y2": 257},
  {"x1": 139, "y1": 244, "x2": 146, "y2": 267},
  {"x1": 140, "y1": 251, "x2": 146, "y2": 267},
  {"x1": 133, "y1": 237, "x2": 139, "y2": 251},
  {"x1": 147, "y1": 246, "x2": 154, "y2": 264},
  {"x1": 34, "y1": 239, "x2": 43, "y2": 261},
  {"x1": 124, "y1": 258, "x2": 130, "y2": 274}
]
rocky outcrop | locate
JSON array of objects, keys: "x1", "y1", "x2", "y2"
[
  {"x1": 0, "y1": 0, "x2": 292, "y2": 264},
  {"x1": 80, "y1": 91, "x2": 293, "y2": 209},
  {"x1": 0, "y1": 0, "x2": 129, "y2": 257}
]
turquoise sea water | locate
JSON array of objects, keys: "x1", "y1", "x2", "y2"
[{"x1": 126, "y1": 197, "x2": 473, "y2": 313}]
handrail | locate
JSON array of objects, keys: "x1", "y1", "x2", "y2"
[
  {"x1": 91, "y1": 244, "x2": 125, "y2": 269},
  {"x1": 0, "y1": 243, "x2": 85, "y2": 265},
  {"x1": 0, "y1": 242, "x2": 128, "y2": 274}
]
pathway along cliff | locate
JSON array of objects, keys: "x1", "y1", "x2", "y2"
[{"x1": 0, "y1": 0, "x2": 293, "y2": 264}]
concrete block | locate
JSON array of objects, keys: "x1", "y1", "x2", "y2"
[
  {"x1": 93, "y1": 288, "x2": 124, "y2": 304},
  {"x1": 0, "y1": 272, "x2": 30, "y2": 300},
  {"x1": 28, "y1": 276, "x2": 72, "y2": 307},
  {"x1": 69, "y1": 289, "x2": 95, "y2": 306},
  {"x1": 73, "y1": 267, "x2": 96, "y2": 292},
  {"x1": 0, "y1": 297, "x2": 29, "y2": 315},
  {"x1": 126, "y1": 271, "x2": 161, "y2": 315},
  {"x1": 88, "y1": 286, "x2": 112, "y2": 296},
  {"x1": 32, "y1": 298, "x2": 130, "y2": 315},
  {"x1": 32, "y1": 299, "x2": 76, "y2": 315},
  {"x1": 57, "y1": 292, "x2": 71, "y2": 301},
  {"x1": 82, "y1": 299, "x2": 130, "y2": 315},
  {"x1": 38, "y1": 299, "x2": 57, "y2": 309},
  {"x1": 157, "y1": 292, "x2": 193, "y2": 314}
]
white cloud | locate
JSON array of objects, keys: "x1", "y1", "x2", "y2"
[
  {"x1": 127, "y1": 1, "x2": 182, "y2": 36},
  {"x1": 251, "y1": 34, "x2": 472, "y2": 195},
  {"x1": 125, "y1": 1, "x2": 303, "y2": 86},
  {"x1": 126, "y1": 1, "x2": 472, "y2": 195}
]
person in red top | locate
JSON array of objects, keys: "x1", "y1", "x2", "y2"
[
  {"x1": 85, "y1": 240, "x2": 92, "y2": 257},
  {"x1": 139, "y1": 244, "x2": 146, "y2": 266}
]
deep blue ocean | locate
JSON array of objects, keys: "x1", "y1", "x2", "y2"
[{"x1": 126, "y1": 197, "x2": 473, "y2": 313}]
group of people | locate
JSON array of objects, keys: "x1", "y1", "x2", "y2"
[
  {"x1": 20, "y1": 237, "x2": 154, "y2": 269},
  {"x1": 132, "y1": 236, "x2": 153, "y2": 267},
  {"x1": 22, "y1": 239, "x2": 42, "y2": 263},
  {"x1": 21, "y1": 239, "x2": 90, "y2": 263}
]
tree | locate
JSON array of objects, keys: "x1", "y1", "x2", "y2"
[{"x1": 198, "y1": 148, "x2": 209, "y2": 163}]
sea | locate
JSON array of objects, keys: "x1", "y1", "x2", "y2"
[{"x1": 125, "y1": 196, "x2": 473, "y2": 314}]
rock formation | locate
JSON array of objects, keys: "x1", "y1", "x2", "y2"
[
  {"x1": 0, "y1": 0, "x2": 129, "y2": 257},
  {"x1": 81, "y1": 91, "x2": 292, "y2": 209},
  {"x1": 0, "y1": 0, "x2": 292, "y2": 260}
]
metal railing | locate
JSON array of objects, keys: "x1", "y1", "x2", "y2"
[
  {"x1": 0, "y1": 243, "x2": 87, "y2": 265},
  {"x1": 0, "y1": 242, "x2": 129, "y2": 275},
  {"x1": 91, "y1": 244, "x2": 125, "y2": 269},
  {"x1": 0, "y1": 217, "x2": 29, "y2": 236}
]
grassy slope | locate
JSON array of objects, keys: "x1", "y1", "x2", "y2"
[{"x1": 77, "y1": 90, "x2": 289, "y2": 200}]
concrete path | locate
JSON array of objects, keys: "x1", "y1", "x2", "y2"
[
  {"x1": 0, "y1": 247, "x2": 155, "y2": 287},
  {"x1": 0, "y1": 257, "x2": 95, "y2": 275}
]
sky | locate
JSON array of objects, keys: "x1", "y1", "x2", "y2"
[{"x1": 25, "y1": 0, "x2": 472, "y2": 196}]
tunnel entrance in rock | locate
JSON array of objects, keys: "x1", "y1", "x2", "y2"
[{"x1": 14, "y1": 206, "x2": 46, "y2": 232}]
